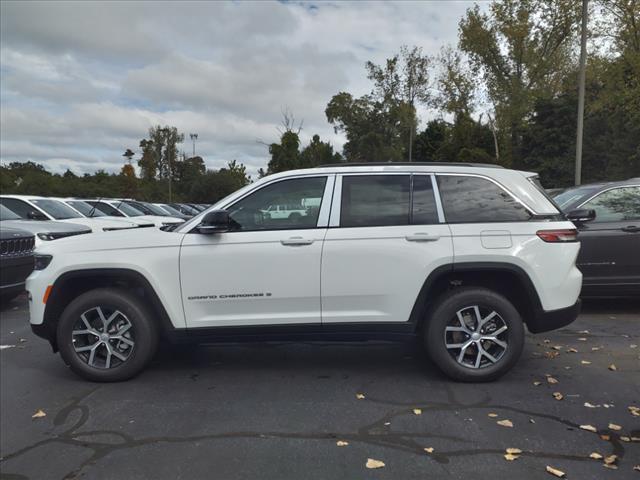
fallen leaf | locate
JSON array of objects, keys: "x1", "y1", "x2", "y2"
[
  {"x1": 591, "y1": 346, "x2": 601, "y2": 351},
  {"x1": 600, "y1": 434, "x2": 611, "y2": 441},
  {"x1": 620, "y1": 436, "x2": 630, "y2": 442},
  {"x1": 590, "y1": 452, "x2": 603, "y2": 459},
  {"x1": 423, "y1": 447, "x2": 434, "y2": 453},
  {"x1": 567, "y1": 348, "x2": 578, "y2": 353},
  {"x1": 384, "y1": 422, "x2": 391, "y2": 426},
  {"x1": 506, "y1": 448, "x2": 522, "y2": 454},
  {"x1": 530, "y1": 418, "x2": 536, "y2": 424},
  {"x1": 553, "y1": 392, "x2": 564, "y2": 401},
  {"x1": 578, "y1": 330, "x2": 590, "y2": 334},
  {"x1": 631, "y1": 437, "x2": 640, "y2": 442},
  {"x1": 628, "y1": 406, "x2": 640, "y2": 417},
  {"x1": 546, "y1": 465, "x2": 565, "y2": 478},
  {"x1": 580, "y1": 424, "x2": 597, "y2": 432},
  {"x1": 504, "y1": 453, "x2": 519, "y2": 461},
  {"x1": 366, "y1": 458, "x2": 385, "y2": 469},
  {"x1": 604, "y1": 455, "x2": 617, "y2": 465},
  {"x1": 547, "y1": 376, "x2": 559, "y2": 384},
  {"x1": 581, "y1": 360, "x2": 592, "y2": 365},
  {"x1": 497, "y1": 419, "x2": 513, "y2": 428},
  {"x1": 552, "y1": 345, "x2": 562, "y2": 350},
  {"x1": 0, "y1": 345, "x2": 16, "y2": 350},
  {"x1": 533, "y1": 381, "x2": 542, "y2": 386},
  {"x1": 634, "y1": 465, "x2": 640, "y2": 471},
  {"x1": 31, "y1": 409, "x2": 46, "y2": 419},
  {"x1": 336, "y1": 440, "x2": 349, "y2": 447},
  {"x1": 488, "y1": 413, "x2": 498, "y2": 417},
  {"x1": 603, "y1": 464, "x2": 618, "y2": 470},
  {"x1": 413, "y1": 408, "x2": 422, "y2": 415},
  {"x1": 356, "y1": 393, "x2": 365, "y2": 399},
  {"x1": 608, "y1": 423, "x2": 622, "y2": 431},
  {"x1": 608, "y1": 364, "x2": 617, "y2": 371},
  {"x1": 584, "y1": 402, "x2": 598, "y2": 408},
  {"x1": 578, "y1": 337, "x2": 587, "y2": 341},
  {"x1": 543, "y1": 339, "x2": 551, "y2": 343},
  {"x1": 631, "y1": 344, "x2": 638, "y2": 349},
  {"x1": 545, "y1": 351, "x2": 560, "y2": 359}
]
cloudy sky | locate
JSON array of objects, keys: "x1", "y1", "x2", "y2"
[{"x1": 1, "y1": 0, "x2": 480, "y2": 177}]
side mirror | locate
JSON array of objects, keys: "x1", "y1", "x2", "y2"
[
  {"x1": 27, "y1": 210, "x2": 47, "y2": 221},
  {"x1": 197, "y1": 210, "x2": 231, "y2": 234},
  {"x1": 566, "y1": 208, "x2": 596, "y2": 223}
]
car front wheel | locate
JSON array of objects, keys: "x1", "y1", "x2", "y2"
[
  {"x1": 57, "y1": 288, "x2": 158, "y2": 382},
  {"x1": 424, "y1": 287, "x2": 525, "y2": 382}
]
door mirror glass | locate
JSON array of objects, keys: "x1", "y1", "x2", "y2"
[
  {"x1": 566, "y1": 208, "x2": 596, "y2": 223},
  {"x1": 197, "y1": 210, "x2": 232, "y2": 234}
]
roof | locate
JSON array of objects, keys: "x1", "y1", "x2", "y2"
[{"x1": 317, "y1": 161, "x2": 504, "y2": 169}]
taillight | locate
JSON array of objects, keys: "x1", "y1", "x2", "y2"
[{"x1": 536, "y1": 229, "x2": 578, "y2": 242}]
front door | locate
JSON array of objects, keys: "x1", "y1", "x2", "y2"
[
  {"x1": 180, "y1": 175, "x2": 332, "y2": 328},
  {"x1": 576, "y1": 185, "x2": 640, "y2": 294}
]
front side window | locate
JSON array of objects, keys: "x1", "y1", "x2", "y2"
[
  {"x1": 340, "y1": 175, "x2": 410, "y2": 227},
  {"x1": 437, "y1": 175, "x2": 532, "y2": 223},
  {"x1": 0, "y1": 198, "x2": 34, "y2": 218},
  {"x1": 0, "y1": 204, "x2": 21, "y2": 220},
  {"x1": 227, "y1": 176, "x2": 327, "y2": 231},
  {"x1": 581, "y1": 186, "x2": 640, "y2": 222},
  {"x1": 30, "y1": 199, "x2": 82, "y2": 219}
]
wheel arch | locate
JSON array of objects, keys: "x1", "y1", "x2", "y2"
[
  {"x1": 40, "y1": 268, "x2": 175, "y2": 351},
  {"x1": 409, "y1": 262, "x2": 544, "y2": 333}
]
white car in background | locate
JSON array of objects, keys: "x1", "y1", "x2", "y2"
[
  {"x1": 0, "y1": 195, "x2": 140, "y2": 232},
  {"x1": 0, "y1": 204, "x2": 91, "y2": 246},
  {"x1": 57, "y1": 198, "x2": 155, "y2": 228},
  {"x1": 82, "y1": 199, "x2": 184, "y2": 227}
]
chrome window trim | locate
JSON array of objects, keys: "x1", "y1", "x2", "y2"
[{"x1": 434, "y1": 172, "x2": 536, "y2": 218}]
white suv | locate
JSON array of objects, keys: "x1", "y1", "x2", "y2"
[{"x1": 27, "y1": 163, "x2": 582, "y2": 382}]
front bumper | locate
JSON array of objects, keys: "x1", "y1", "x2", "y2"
[{"x1": 527, "y1": 299, "x2": 582, "y2": 334}]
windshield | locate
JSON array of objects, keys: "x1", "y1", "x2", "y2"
[
  {"x1": 86, "y1": 201, "x2": 124, "y2": 216},
  {"x1": 160, "y1": 204, "x2": 185, "y2": 216},
  {"x1": 111, "y1": 201, "x2": 145, "y2": 217},
  {"x1": 142, "y1": 202, "x2": 172, "y2": 216},
  {"x1": 0, "y1": 204, "x2": 21, "y2": 220},
  {"x1": 66, "y1": 200, "x2": 107, "y2": 217},
  {"x1": 553, "y1": 187, "x2": 595, "y2": 209},
  {"x1": 31, "y1": 199, "x2": 83, "y2": 219}
]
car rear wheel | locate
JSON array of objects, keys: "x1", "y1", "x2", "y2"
[
  {"x1": 57, "y1": 288, "x2": 158, "y2": 382},
  {"x1": 424, "y1": 287, "x2": 524, "y2": 382}
]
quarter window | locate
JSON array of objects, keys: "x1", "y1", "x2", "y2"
[
  {"x1": 227, "y1": 176, "x2": 327, "y2": 231},
  {"x1": 340, "y1": 175, "x2": 410, "y2": 227},
  {"x1": 581, "y1": 186, "x2": 640, "y2": 222},
  {"x1": 437, "y1": 175, "x2": 532, "y2": 223}
]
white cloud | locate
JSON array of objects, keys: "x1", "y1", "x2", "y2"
[{"x1": 1, "y1": 0, "x2": 480, "y2": 177}]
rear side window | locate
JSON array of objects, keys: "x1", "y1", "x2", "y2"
[
  {"x1": 341, "y1": 175, "x2": 410, "y2": 227},
  {"x1": 0, "y1": 198, "x2": 35, "y2": 218},
  {"x1": 437, "y1": 175, "x2": 532, "y2": 223},
  {"x1": 412, "y1": 175, "x2": 439, "y2": 224},
  {"x1": 582, "y1": 186, "x2": 640, "y2": 222}
]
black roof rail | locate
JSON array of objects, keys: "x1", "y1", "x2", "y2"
[{"x1": 316, "y1": 161, "x2": 504, "y2": 169}]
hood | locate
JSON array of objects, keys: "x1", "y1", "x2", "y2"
[
  {"x1": 0, "y1": 225, "x2": 34, "y2": 241},
  {"x1": 1, "y1": 219, "x2": 91, "y2": 235},
  {"x1": 102, "y1": 216, "x2": 155, "y2": 227},
  {"x1": 58, "y1": 217, "x2": 140, "y2": 231},
  {"x1": 35, "y1": 226, "x2": 185, "y2": 255}
]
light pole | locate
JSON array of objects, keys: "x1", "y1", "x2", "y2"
[
  {"x1": 190, "y1": 133, "x2": 198, "y2": 158},
  {"x1": 575, "y1": 0, "x2": 588, "y2": 186}
]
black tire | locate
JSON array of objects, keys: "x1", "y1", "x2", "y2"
[
  {"x1": 57, "y1": 288, "x2": 158, "y2": 382},
  {"x1": 424, "y1": 287, "x2": 524, "y2": 382}
]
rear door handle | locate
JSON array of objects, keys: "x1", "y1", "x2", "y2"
[
  {"x1": 280, "y1": 236, "x2": 314, "y2": 246},
  {"x1": 405, "y1": 233, "x2": 440, "y2": 242},
  {"x1": 621, "y1": 225, "x2": 640, "y2": 233}
]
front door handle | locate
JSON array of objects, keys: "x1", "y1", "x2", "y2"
[
  {"x1": 621, "y1": 225, "x2": 640, "y2": 233},
  {"x1": 281, "y1": 236, "x2": 314, "y2": 246},
  {"x1": 405, "y1": 233, "x2": 440, "y2": 242}
]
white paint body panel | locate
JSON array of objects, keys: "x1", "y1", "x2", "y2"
[{"x1": 28, "y1": 164, "x2": 582, "y2": 333}]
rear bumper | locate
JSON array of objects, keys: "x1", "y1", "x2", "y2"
[{"x1": 527, "y1": 299, "x2": 581, "y2": 334}]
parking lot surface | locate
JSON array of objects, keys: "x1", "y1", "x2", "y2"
[{"x1": 1, "y1": 296, "x2": 639, "y2": 480}]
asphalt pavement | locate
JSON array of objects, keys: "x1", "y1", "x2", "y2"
[{"x1": 1, "y1": 295, "x2": 639, "y2": 480}]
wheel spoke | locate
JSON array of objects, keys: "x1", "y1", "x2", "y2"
[
  {"x1": 96, "y1": 307, "x2": 108, "y2": 330},
  {"x1": 88, "y1": 343, "x2": 99, "y2": 367},
  {"x1": 457, "y1": 340, "x2": 473, "y2": 363},
  {"x1": 472, "y1": 306, "x2": 482, "y2": 330},
  {"x1": 483, "y1": 336, "x2": 508, "y2": 349},
  {"x1": 104, "y1": 347, "x2": 112, "y2": 369},
  {"x1": 104, "y1": 311, "x2": 120, "y2": 330},
  {"x1": 115, "y1": 323, "x2": 132, "y2": 336},
  {"x1": 473, "y1": 348, "x2": 482, "y2": 368},
  {"x1": 80, "y1": 313, "x2": 93, "y2": 331},
  {"x1": 111, "y1": 350, "x2": 127, "y2": 362},
  {"x1": 111, "y1": 336, "x2": 134, "y2": 347},
  {"x1": 479, "y1": 345, "x2": 498, "y2": 364},
  {"x1": 479, "y1": 310, "x2": 498, "y2": 329},
  {"x1": 491, "y1": 325, "x2": 508, "y2": 336},
  {"x1": 74, "y1": 341, "x2": 99, "y2": 353}
]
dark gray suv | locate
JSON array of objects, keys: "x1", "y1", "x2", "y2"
[{"x1": 554, "y1": 179, "x2": 640, "y2": 297}]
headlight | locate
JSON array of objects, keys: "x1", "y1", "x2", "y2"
[
  {"x1": 34, "y1": 254, "x2": 53, "y2": 270},
  {"x1": 37, "y1": 233, "x2": 55, "y2": 241}
]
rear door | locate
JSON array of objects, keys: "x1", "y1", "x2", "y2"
[
  {"x1": 576, "y1": 186, "x2": 640, "y2": 294},
  {"x1": 321, "y1": 173, "x2": 453, "y2": 324}
]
